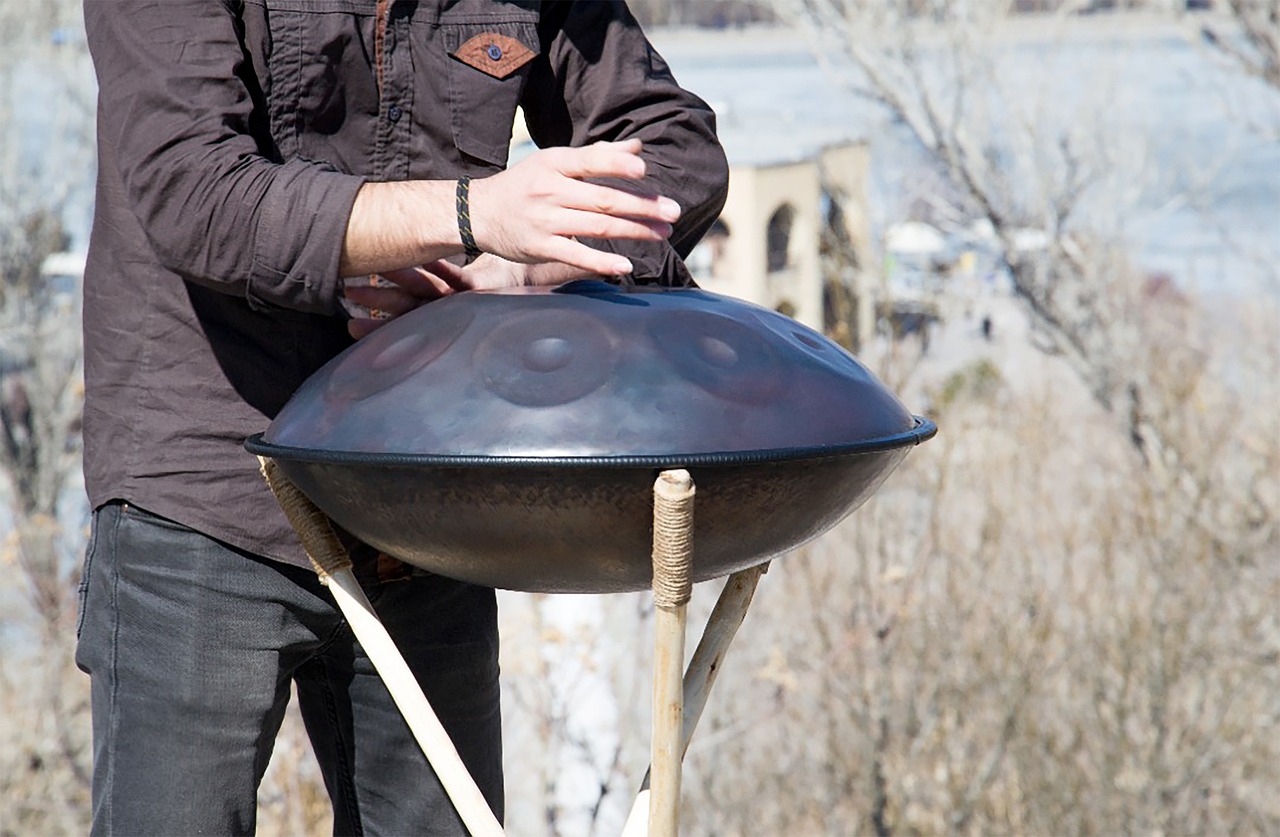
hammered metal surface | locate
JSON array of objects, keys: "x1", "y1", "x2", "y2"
[{"x1": 261, "y1": 281, "x2": 918, "y2": 458}]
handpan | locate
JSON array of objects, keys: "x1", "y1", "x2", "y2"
[{"x1": 246, "y1": 280, "x2": 936, "y2": 592}]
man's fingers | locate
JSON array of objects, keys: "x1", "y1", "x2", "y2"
[
  {"x1": 347, "y1": 317, "x2": 386, "y2": 340},
  {"x1": 469, "y1": 140, "x2": 681, "y2": 266},
  {"x1": 379, "y1": 266, "x2": 454, "y2": 297},
  {"x1": 541, "y1": 236, "x2": 633, "y2": 277},
  {"x1": 560, "y1": 180, "x2": 681, "y2": 223},
  {"x1": 421, "y1": 258, "x2": 471, "y2": 291},
  {"x1": 343, "y1": 285, "x2": 438, "y2": 316},
  {"x1": 549, "y1": 140, "x2": 648, "y2": 180},
  {"x1": 553, "y1": 208, "x2": 673, "y2": 243}
]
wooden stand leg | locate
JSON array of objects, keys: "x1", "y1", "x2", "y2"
[
  {"x1": 621, "y1": 563, "x2": 767, "y2": 837},
  {"x1": 264, "y1": 456, "x2": 765, "y2": 837},
  {"x1": 324, "y1": 570, "x2": 503, "y2": 837},
  {"x1": 258, "y1": 458, "x2": 504, "y2": 837},
  {"x1": 648, "y1": 469, "x2": 696, "y2": 836},
  {"x1": 675, "y1": 562, "x2": 768, "y2": 761}
]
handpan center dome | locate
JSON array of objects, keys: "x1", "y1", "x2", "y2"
[{"x1": 261, "y1": 280, "x2": 921, "y2": 462}]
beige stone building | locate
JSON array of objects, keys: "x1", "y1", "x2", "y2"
[{"x1": 686, "y1": 139, "x2": 876, "y2": 341}]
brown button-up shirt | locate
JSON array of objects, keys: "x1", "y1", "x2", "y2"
[{"x1": 82, "y1": 0, "x2": 728, "y2": 567}]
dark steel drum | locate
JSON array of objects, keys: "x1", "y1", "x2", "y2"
[{"x1": 246, "y1": 280, "x2": 936, "y2": 593}]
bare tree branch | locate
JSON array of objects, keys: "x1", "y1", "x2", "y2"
[{"x1": 1202, "y1": 0, "x2": 1280, "y2": 91}]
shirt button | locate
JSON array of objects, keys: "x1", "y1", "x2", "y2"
[
  {"x1": 388, "y1": 104, "x2": 403, "y2": 123},
  {"x1": 486, "y1": 44, "x2": 503, "y2": 61}
]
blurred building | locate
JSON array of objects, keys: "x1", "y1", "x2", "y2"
[{"x1": 686, "y1": 140, "x2": 876, "y2": 340}]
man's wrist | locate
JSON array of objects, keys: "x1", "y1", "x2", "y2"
[{"x1": 341, "y1": 179, "x2": 461, "y2": 277}]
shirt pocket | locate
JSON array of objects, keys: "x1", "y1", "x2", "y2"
[
  {"x1": 440, "y1": 20, "x2": 540, "y2": 167},
  {"x1": 259, "y1": 0, "x2": 376, "y2": 166}
]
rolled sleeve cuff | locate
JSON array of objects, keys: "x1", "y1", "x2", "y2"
[
  {"x1": 248, "y1": 160, "x2": 365, "y2": 314},
  {"x1": 580, "y1": 239, "x2": 695, "y2": 288}
]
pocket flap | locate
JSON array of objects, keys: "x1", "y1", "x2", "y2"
[{"x1": 451, "y1": 32, "x2": 536, "y2": 80}]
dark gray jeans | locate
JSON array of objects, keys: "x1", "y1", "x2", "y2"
[{"x1": 75, "y1": 501, "x2": 503, "y2": 836}]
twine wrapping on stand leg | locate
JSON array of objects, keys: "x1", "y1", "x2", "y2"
[
  {"x1": 257, "y1": 456, "x2": 503, "y2": 837},
  {"x1": 649, "y1": 469, "x2": 695, "y2": 836},
  {"x1": 259, "y1": 457, "x2": 352, "y2": 580},
  {"x1": 651, "y1": 469, "x2": 695, "y2": 611}
]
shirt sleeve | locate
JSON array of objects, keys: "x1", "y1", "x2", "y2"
[
  {"x1": 83, "y1": 0, "x2": 365, "y2": 314},
  {"x1": 523, "y1": 0, "x2": 730, "y2": 286}
]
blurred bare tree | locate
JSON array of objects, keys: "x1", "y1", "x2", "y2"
[
  {"x1": 652, "y1": 1, "x2": 1280, "y2": 833},
  {"x1": 771, "y1": 2, "x2": 1163, "y2": 457},
  {"x1": 680, "y1": 309, "x2": 1279, "y2": 832},
  {"x1": 1199, "y1": 0, "x2": 1280, "y2": 144},
  {"x1": 1201, "y1": 0, "x2": 1280, "y2": 90},
  {"x1": 768, "y1": 0, "x2": 1280, "y2": 501},
  {"x1": 0, "y1": 1, "x2": 95, "y2": 831}
]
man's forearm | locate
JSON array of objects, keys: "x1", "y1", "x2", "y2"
[{"x1": 339, "y1": 179, "x2": 462, "y2": 278}]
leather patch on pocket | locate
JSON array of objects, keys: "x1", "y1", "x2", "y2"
[{"x1": 451, "y1": 33, "x2": 535, "y2": 80}]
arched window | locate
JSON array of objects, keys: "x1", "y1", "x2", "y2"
[
  {"x1": 766, "y1": 204, "x2": 795, "y2": 273},
  {"x1": 687, "y1": 218, "x2": 731, "y2": 283},
  {"x1": 820, "y1": 189, "x2": 861, "y2": 272}
]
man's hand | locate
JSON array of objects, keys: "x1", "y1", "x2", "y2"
[
  {"x1": 431, "y1": 254, "x2": 592, "y2": 293},
  {"x1": 343, "y1": 256, "x2": 587, "y2": 339},
  {"x1": 340, "y1": 138, "x2": 680, "y2": 326},
  {"x1": 470, "y1": 138, "x2": 680, "y2": 277},
  {"x1": 340, "y1": 139, "x2": 681, "y2": 282}
]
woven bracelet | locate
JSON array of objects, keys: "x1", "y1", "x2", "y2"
[{"x1": 455, "y1": 175, "x2": 482, "y2": 259}]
